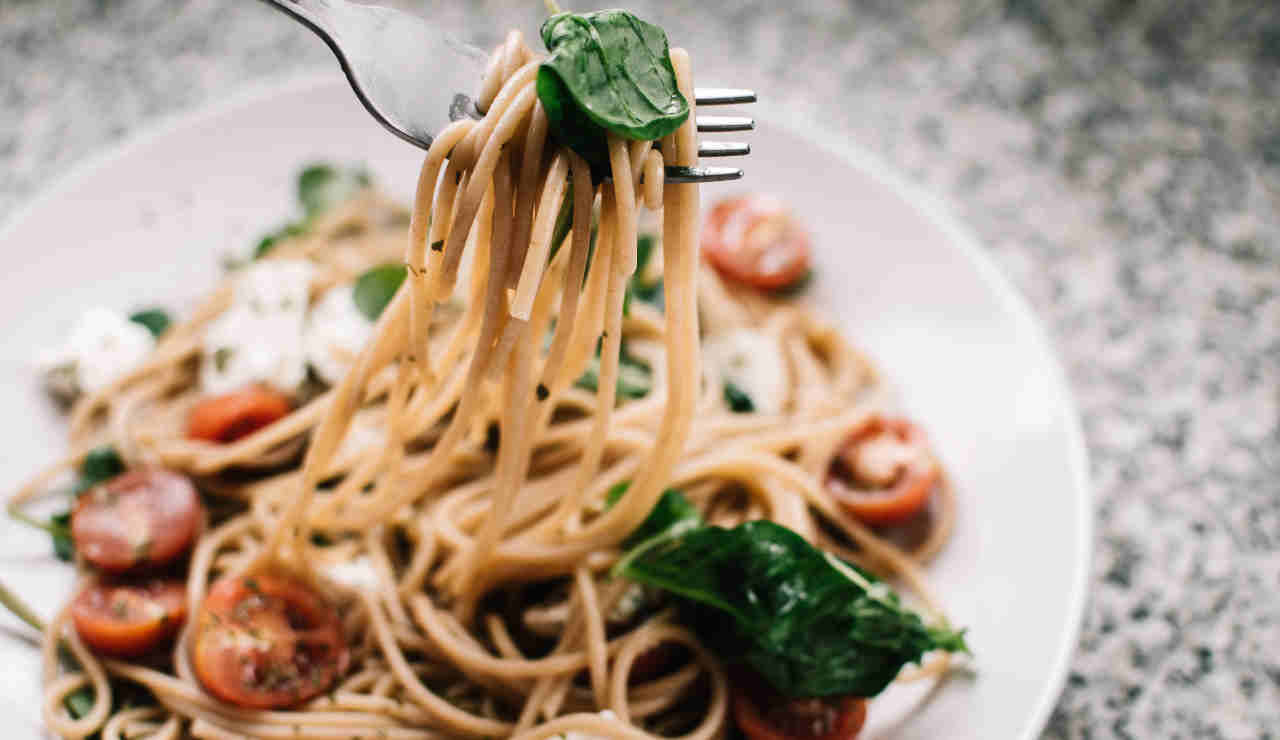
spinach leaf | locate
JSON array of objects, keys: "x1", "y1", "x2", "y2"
[
  {"x1": 616, "y1": 504, "x2": 968, "y2": 698},
  {"x1": 128, "y1": 308, "x2": 171, "y2": 338},
  {"x1": 353, "y1": 264, "x2": 407, "y2": 321},
  {"x1": 723, "y1": 381, "x2": 755, "y2": 413},
  {"x1": 252, "y1": 221, "x2": 306, "y2": 260},
  {"x1": 537, "y1": 10, "x2": 689, "y2": 167},
  {"x1": 73, "y1": 445, "x2": 125, "y2": 496},
  {"x1": 298, "y1": 163, "x2": 372, "y2": 220},
  {"x1": 603, "y1": 482, "x2": 701, "y2": 550},
  {"x1": 252, "y1": 164, "x2": 371, "y2": 260},
  {"x1": 575, "y1": 347, "x2": 651, "y2": 400}
]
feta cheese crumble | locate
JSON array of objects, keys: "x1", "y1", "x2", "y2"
[
  {"x1": 201, "y1": 259, "x2": 313, "y2": 396},
  {"x1": 38, "y1": 307, "x2": 156, "y2": 399}
]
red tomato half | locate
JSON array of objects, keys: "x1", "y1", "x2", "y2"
[
  {"x1": 71, "y1": 578, "x2": 187, "y2": 658},
  {"x1": 702, "y1": 194, "x2": 812, "y2": 291},
  {"x1": 825, "y1": 417, "x2": 939, "y2": 526},
  {"x1": 192, "y1": 575, "x2": 348, "y2": 709},
  {"x1": 71, "y1": 469, "x2": 204, "y2": 573},
  {"x1": 187, "y1": 386, "x2": 292, "y2": 444},
  {"x1": 732, "y1": 672, "x2": 868, "y2": 740}
]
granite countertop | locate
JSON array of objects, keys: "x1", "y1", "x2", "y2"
[{"x1": 2, "y1": 0, "x2": 1277, "y2": 736}]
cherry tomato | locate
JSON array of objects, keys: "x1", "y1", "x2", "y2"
[
  {"x1": 732, "y1": 672, "x2": 867, "y2": 740},
  {"x1": 71, "y1": 578, "x2": 187, "y2": 658},
  {"x1": 192, "y1": 575, "x2": 348, "y2": 709},
  {"x1": 825, "y1": 417, "x2": 939, "y2": 527},
  {"x1": 702, "y1": 194, "x2": 811, "y2": 291},
  {"x1": 187, "y1": 386, "x2": 292, "y2": 444},
  {"x1": 71, "y1": 469, "x2": 204, "y2": 573}
]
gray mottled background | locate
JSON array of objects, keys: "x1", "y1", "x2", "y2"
[{"x1": 3, "y1": 0, "x2": 1279, "y2": 737}]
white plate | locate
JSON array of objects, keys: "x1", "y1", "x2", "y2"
[{"x1": 0, "y1": 73, "x2": 1091, "y2": 740}]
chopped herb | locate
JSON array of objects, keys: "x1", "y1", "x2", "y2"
[
  {"x1": 723, "y1": 381, "x2": 755, "y2": 413},
  {"x1": 213, "y1": 347, "x2": 234, "y2": 374},
  {"x1": 430, "y1": 239, "x2": 445, "y2": 252},
  {"x1": 536, "y1": 383, "x2": 550, "y2": 401},
  {"x1": 310, "y1": 532, "x2": 335, "y2": 547},
  {"x1": 353, "y1": 264, "x2": 408, "y2": 321},
  {"x1": 128, "y1": 308, "x2": 171, "y2": 338},
  {"x1": 63, "y1": 686, "x2": 95, "y2": 720},
  {"x1": 484, "y1": 423, "x2": 501, "y2": 453}
]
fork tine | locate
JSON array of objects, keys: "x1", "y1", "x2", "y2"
[
  {"x1": 694, "y1": 88, "x2": 757, "y2": 106},
  {"x1": 698, "y1": 141, "x2": 751, "y2": 158},
  {"x1": 664, "y1": 165, "x2": 743, "y2": 183},
  {"x1": 697, "y1": 116, "x2": 755, "y2": 133}
]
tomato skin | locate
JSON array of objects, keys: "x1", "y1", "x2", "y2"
[
  {"x1": 71, "y1": 469, "x2": 204, "y2": 573},
  {"x1": 71, "y1": 579, "x2": 187, "y2": 658},
  {"x1": 826, "y1": 417, "x2": 939, "y2": 527},
  {"x1": 702, "y1": 194, "x2": 812, "y2": 292},
  {"x1": 187, "y1": 386, "x2": 292, "y2": 443},
  {"x1": 732, "y1": 673, "x2": 867, "y2": 740},
  {"x1": 192, "y1": 575, "x2": 348, "y2": 709}
]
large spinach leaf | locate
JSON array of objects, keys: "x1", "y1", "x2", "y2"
[
  {"x1": 537, "y1": 10, "x2": 689, "y2": 167},
  {"x1": 616, "y1": 497, "x2": 968, "y2": 698}
]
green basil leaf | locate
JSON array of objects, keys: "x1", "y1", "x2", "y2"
[
  {"x1": 298, "y1": 163, "x2": 371, "y2": 219},
  {"x1": 617, "y1": 517, "x2": 968, "y2": 698},
  {"x1": 252, "y1": 221, "x2": 306, "y2": 260},
  {"x1": 537, "y1": 10, "x2": 690, "y2": 167},
  {"x1": 74, "y1": 446, "x2": 124, "y2": 496},
  {"x1": 605, "y1": 480, "x2": 631, "y2": 509},
  {"x1": 575, "y1": 348, "x2": 651, "y2": 400},
  {"x1": 723, "y1": 381, "x2": 755, "y2": 413},
  {"x1": 353, "y1": 263, "x2": 407, "y2": 321},
  {"x1": 128, "y1": 308, "x2": 171, "y2": 338}
]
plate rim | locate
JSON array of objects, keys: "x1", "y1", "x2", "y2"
[{"x1": 0, "y1": 71, "x2": 1093, "y2": 740}]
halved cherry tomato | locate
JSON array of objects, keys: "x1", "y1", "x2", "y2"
[
  {"x1": 702, "y1": 194, "x2": 811, "y2": 291},
  {"x1": 732, "y1": 672, "x2": 867, "y2": 740},
  {"x1": 192, "y1": 575, "x2": 348, "y2": 709},
  {"x1": 71, "y1": 578, "x2": 187, "y2": 658},
  {"x1": 187, "y1": 386, "x2": 292, "y2": 443},
  {"x1": 71, "y1": 469, "x2": 204, "y2": 573},
  {"x1": 825, "y1": 417, "x2": 939, "y2": 527}
]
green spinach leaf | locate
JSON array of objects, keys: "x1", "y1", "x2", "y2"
[
  {"x1": 537, "y1": 10, "x2": 689, "y2": 167},
  {"x1": 616, "y1": 500, "x2": 968, "y2": 698},
  {"x1": 575, "y1": 346, "x2": 651, "y2": 400},
  {"x1": 74, "y1": 446, "x2": 125, "y2": 496},
  {"x1": 603, "y1": 482, "x2": 701, "y2": 550},
  {"x1": 353, "y1": 263, "x2": 407, "y2": 321},
  {"x1": 298, "y1": 163, "x2": 371, "y2": 220},
  {"x1": 128, "y1": 309, "x2": 171, "y2": 338},
  {"x1": 252, "y1": 221, "x2": 306, "y2": 260}
]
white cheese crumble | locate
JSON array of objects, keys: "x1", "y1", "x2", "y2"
[
  {"x1": 201, "y1": 259, "x2": 313, "y2": 396},
  {"x1": 322, "y1": 555, "x2": 381, "y2": 591},
  {"x1": 37, "y1": 307, "x2": 156, "y2": 399},
  {"x1": 304, "y1": 283, "x2": 375, "y2": 386},
  {"x1": 847, "y1": 434, "x2": 924, "y2": 486},
  {"x1": 702, "y1": 328, "x2": 789, "y2": 415}
]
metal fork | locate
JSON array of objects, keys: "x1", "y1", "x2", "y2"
[{"x1": 258, "y1": 0, "x2": 754, "y2": 183}]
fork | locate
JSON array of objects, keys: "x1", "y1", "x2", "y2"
[{"x1": 258, "y1": 0, "x2": 754, "y2": 183}]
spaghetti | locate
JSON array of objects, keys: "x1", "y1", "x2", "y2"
[{"x1": 14, "y1": 24, "x2": 962, "y2": 740}]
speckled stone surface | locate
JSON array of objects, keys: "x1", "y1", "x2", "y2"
[{"x1": 2, "y1": 0, "x2": 1278, "y2": 736}]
